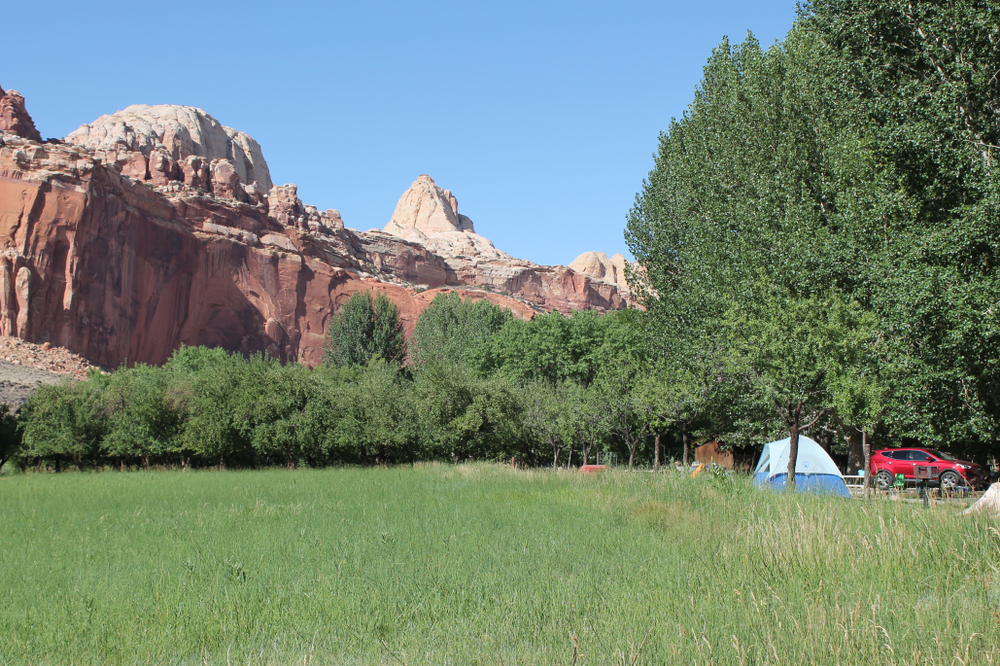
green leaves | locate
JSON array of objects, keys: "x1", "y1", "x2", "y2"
[
  {"x1": 477, "y1": 309, "x2": 609, "y2": 387},
  {"x1": 627, "y1": 0, "x2": 1000, "y2": 457},
  {"x1": 324, "y1": 291, "x2": 406, "y2": 368},
  {"x1": 413, "y1": 362, "x2": 521, "y2": 461},
  {"x1": 19, "y1": 373, "x2": 110, "y2": 466},
  {"x1": 410, "y1": 292, "x2": 512, "y2": 368}
]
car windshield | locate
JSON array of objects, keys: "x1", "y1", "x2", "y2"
[{"x1": 926, "y1": 450, "x2": 956, "y2": 461}]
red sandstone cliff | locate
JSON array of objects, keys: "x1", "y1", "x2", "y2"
[
  {"x1": 0, "y1": 88, "x2": 42, "y2": 143},
  {"x1": 0, "y1": 91, "x2": 631, "y2": 368}
]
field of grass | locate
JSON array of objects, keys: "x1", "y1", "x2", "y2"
[{"x1": 1, "y1": 465, "x2": 999, "y2": 665}]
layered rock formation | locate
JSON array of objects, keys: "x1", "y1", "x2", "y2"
[
  {"x1": 0, "y1": 89, "x2": 630, "y2": 369},
  {"x1": 569, "y1": 251, "x2": 633, "y2": 296},
  {"x1": 376, "y1": 175, "x2": 630, "y2": 312}
]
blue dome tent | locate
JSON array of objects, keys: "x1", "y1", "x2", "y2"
[{"x1": 753, "y1": 435, "x2": 851, "y2": 497}]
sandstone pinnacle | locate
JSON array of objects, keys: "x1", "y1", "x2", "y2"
[{"x1": 0, "y1": 87, "x2": 43, "y2": 142}]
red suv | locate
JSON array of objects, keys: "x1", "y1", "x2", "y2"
[{"x1": 871, "y1": 448, "x2": 988, "y2": 490}]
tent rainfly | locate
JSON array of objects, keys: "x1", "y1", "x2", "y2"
[{"x1": 753, "y1": 435, "x2": 851, "y2": 498}]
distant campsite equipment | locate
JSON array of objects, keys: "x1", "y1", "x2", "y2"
[
  {"x1": 753, "y1": 436, "x2": 851, "y2": 498},
  {"x1": 694, "y1": 440, "x2": 758, "y2": 472}
]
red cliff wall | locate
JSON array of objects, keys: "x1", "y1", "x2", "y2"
[
  {"x1": 0, "y1": 89, "x2": 631, "y2": 369},
  {"x1": 0, "y1": 137, "x2": 536, "y2": 368}
]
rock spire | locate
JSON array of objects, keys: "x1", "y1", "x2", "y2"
[{"x1": 0, "y1": 87, "x2": 43, "y2": 142}]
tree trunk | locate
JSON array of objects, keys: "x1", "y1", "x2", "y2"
[
  {"x1": 681, "y1": 423, "x2": 689, "y2": 468},
  {"x1": 786, "y1": 403, "x2": 801, "y2": 492},
  {"x1": 628, "y1": 443, "x2": 637, "y2": 470},
  {"x1": 654, "y1": 432, "x2": 661, "y2": 470},
  {"x1": 862, "y1": 429, "x2": 872, "y2": 500},
  {"x1": 568, "y1": 446, "x2": 573, "y2": 469},
  {"x1": 846, "y1": 429, "x2": 864, "y2": 474}
]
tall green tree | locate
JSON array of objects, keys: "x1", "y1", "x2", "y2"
[
  {"x1": 476, "y1": 310, "x2": 608, "y2": 387},
  {"x1": 20, "y1": 372, "x2": 110, "y2": 470},
  {"x1": 724, "y1": 291, "x2": 868, "y2": 487},
  {"x1": 410, "y1": 292, "x2": 512, "y2": 368},
  {"x1": 591, "y1": 310, "x2": 656, "y2": 469},
  {"x1": 333, "y1": 359, "x2": 415, "y2": 464},
  {"x1": 562, "y1": 381, "x2": 606, "y2": 466},
  {"x1": 522, "y1": 380, "x2": 578, "y2": 467},
  {"x1": 102, "y1": 364, "x2": 183, "y2": 468},
  {"x1": 803, "y1": 0, "x2": 1000, "y2": 452},
  {"x1": 228, "y1": 356, "x2": 313, "y2": 469},
  {"x1": 636, "y1": 360, "x2": 716, "y2": 468},
  {"x1": 165, "y1": 346, "x2": 250, "y2": 467},
  {"x1": 626, "y1": 27, "x2": 880, "y2": 479},
  {"x1": 414, "y1": 363, "x2": 521, "y2": 462},
  {"x1": 324, "y1": 291, "x2": 406, "y2": 368}
]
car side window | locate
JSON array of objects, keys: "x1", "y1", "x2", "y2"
[{"x1": 906, "y1": 451, "x2": 928, "y2": 461}]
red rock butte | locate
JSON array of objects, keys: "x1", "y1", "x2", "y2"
[{"x1": 0, "y1": 88, "x2": 634, "y2": 368}]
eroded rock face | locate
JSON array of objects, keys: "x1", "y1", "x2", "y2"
[
  {"x1": 0, "y1": 87, "x2": 43, "y2": 142},
  {"x1": 382, "y1": 174, "x2": 504, "y2": 258},
  {"x1": 0, "y1": 134, "x2": 539, "y2": 368},
  {"x1": 569, "y1": 251, "x2": 633, "y2": 295},
  {"x1": 268, "y1": 184, "x2": 343, "y2": 233},
  {"x1": 0, "y1": 90, "x2": 631, "y2": 369},
  {"x1": 378, "y1": 175, "x2": 631, "y2": 312},
  {"x1": 65, "y1": 104, "x2": 272, "y2": 195}
]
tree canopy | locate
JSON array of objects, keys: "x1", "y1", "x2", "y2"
[
  {"x1": 627, "y1": 0, "x2": 1000, "y2": 465},
  {"x1": 324, "y1": 291, "x2": 406, "y2": 368}
]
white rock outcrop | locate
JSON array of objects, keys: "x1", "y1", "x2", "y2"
[
  {"x1": 383, "y1": 175, "x2": 509, "y2": 262},
  {"x1": 65, "y1": 104, "x2": 272, "y2": 195},
  {"x1": 569, "y1": 251, "x2": 632, "y2": 292}
]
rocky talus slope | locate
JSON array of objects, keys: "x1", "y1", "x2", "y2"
[
  {"x1": 0, "y1": 88, "x2": 632, "y2": 368},
  {"x1": 0, "y1": 336, "x2": 102, "y2": 407}
]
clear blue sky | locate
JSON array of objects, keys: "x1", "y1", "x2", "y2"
[{"x1": 6, "y1": 0, "x2": 797, "y2": 267}]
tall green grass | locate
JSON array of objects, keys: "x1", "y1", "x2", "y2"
[{"x1": 1, "y1": 465, "x2": 998, "y2": 665}]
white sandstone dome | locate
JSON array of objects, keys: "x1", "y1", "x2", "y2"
[{"x1": 66, "y1": 104, "x2": 272, "y2": 194}]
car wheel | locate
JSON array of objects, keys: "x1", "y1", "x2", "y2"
[
  {"x1": 940, "y1": 470, "x2": 962, "y2": 491},
  {"x1": 875, "y1": 470, "x2": 894, "y2": 491}
]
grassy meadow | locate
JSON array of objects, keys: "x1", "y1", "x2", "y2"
[{"x1": 1, "y1": 465, "x2": 999, "y2": 665}]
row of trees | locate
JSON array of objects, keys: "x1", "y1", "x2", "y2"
[
  {"x1": 625, "y1": 0, "x2": 1000, "y2": 486},
  {"x1": 6, "y1": 293, "x2": 702, "y2": 471}
]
